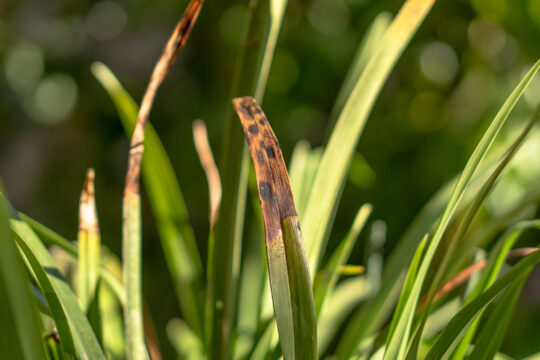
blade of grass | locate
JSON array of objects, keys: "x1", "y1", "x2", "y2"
[
  {"x1": 10, "y1": 214, "x2": 106, "y2": 359},
  {"x1": 468, "y1": 274, "x2": 529, "y2": 360},
  {"x1": 381, "y1": 60, "x2": 540, "y2": 360},
  {"x1": 383, "y1": 235, "x2": 428, "y2": 360},
  {"x1": 92, "y1": 60, "x2": 204, "y2": 335},
  {"x1": 208, "y1": 0, "x2": 289, "y2": 356},
  {"x1": 328, "y1": 11, "x2": 392, "y2": 127},
  {"x1": 302, "y1": 0, "x2": 437, "y2": 278},
  {"x1": 313, "y1": 203, "x2": 372, "y2": 314},
  {"x1": 121, "y1": 1, "x2": 203, "y2": 358},
  {"x1": 406, "y1": 103, "x2": 540, "y2": 359},
  {"x1": 167, "y1": 318, "x2": 204, "y2": 360},
  {"x1": 317, "y1": 276, "x2": 373, "y2": 354},
  {"x1": 77, "y1": 169, "x2": 101, "y2": 312},
  {"x1": 0, "y1": 188, "x2": 48, "y2": 360},
  {"x1": 16, "y1": 238, "x2": 77, "y2": 358},
  {"x1": 451, "y1": 222, "x2": 540, "y2": 360},
  {"x1": 424, "y1": 250, "x2": 540, "y2": 360},
  {"x1": 16, "y1": 212, "x2": 126, "y2": 306},
  {"x1": 234, "y1": 96, "x2": 317, "y2": 359}
]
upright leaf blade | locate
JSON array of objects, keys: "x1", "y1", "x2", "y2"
[
  {"x1": 302, "y1": 0, "x2": 437, "y2": 277},
  {"x1": 234, "y1": 96, "x2": 317, "y2": 360},
  {"x1": 92, "y1": 61, "x2": 204, "y2": 337}
]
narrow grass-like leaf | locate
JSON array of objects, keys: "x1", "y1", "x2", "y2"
[
  {"x1": 468, "y1": 274, "x2": 529, "y2": 360},
  {"x1": 16, "y1": 238, "x2": 77, "y2": 358},
  {"x1": 92, "y1": 60, "x2": 204, "y2": 335},
  {"x1": 303, "y1": 0, "x2": 437, "y2": 277},
  {"x1": 383, "y1": 234, "x2": 428, "y2": 360},
  {"x1": 452, "y1": 222, "x2": 540, "y2": 359},
  {"x1": 424, "y1": 250, "x2": 540, "y2": 360},
  {"x1": 328, "y1": 11, "x2": 392, "y2": 126},
  {"x1": 17, "y1": 212, "x2": 126, "y2": 306},
  {"x1": 234, "y1": 96, "x2": 317, "y2": 360},
  {"x1": 167, "y1": 318, "x2": 204, "y2": 360},
  {"x1": 0, "y1": 189, "x2": 48, "y2": 360},
  {"x1": 405, "y1": 103, "x2": 540, "y2": 359},
  {"x1": 208, "y1": 0, "x2": 288, "y2": 355},
  {"x1": 121, "y1": 2, "x2": 203, "y2": 358},
  {"x1": 314, "y1": 203, "x2": 372, "y2": 314},
  {"x1": 10, "y1": 215, "x2": 106, "y2": 360},
  {"x1": 379, "y1": 61, "x2": 539, "y2": 360},
  {"x1": 318, "y1": 276, "x2": 373, "y2": 354},
  {"x1": 77, "y1": 169, "x2": 101, "y2": 312}
]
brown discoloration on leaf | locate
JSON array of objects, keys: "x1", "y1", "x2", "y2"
[
  {"x1": 124, "y1": 0, "x2": 204, "y2": 198},
  {"x1": 192, "y1": 119, "x2": 222, "y2": 230},
  {"x1": 79, "y1": 168, "x2": 99, "y2": 236},
  {"x1": 232, "y1": 96, "x2": 297, "y2": 244},
  {"x1": 419, "y1": 247, "x2": 539, "y2": 308}
]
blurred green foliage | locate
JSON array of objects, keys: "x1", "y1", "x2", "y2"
[{"x1": 1, "y1": 0, "x2": 540, "y2": 358}]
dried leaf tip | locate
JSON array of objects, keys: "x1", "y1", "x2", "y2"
[
  {"x1": 193, "y1": 119, "x2": 222, "y2": 230},
  {"x1": 125, "y1": 0, "x2": 204, "y2": 197},
  {"x1": 79, "y1": 168, "x2": 99, "y2": 236},
  {"x1": 232, "y1": 96, "x2": 297, "y2": 222}
]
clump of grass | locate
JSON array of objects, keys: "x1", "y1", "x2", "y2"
[{"x1": 1, "y1": 0, "x2": 540, "y2": 359}]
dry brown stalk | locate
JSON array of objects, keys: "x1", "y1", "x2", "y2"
[
  {"x1": 193, "y1": 120, "x2": 222, "y2": 230},
  {"x1": 124, "y1": 0, "x2": 204, "y2": 197}
]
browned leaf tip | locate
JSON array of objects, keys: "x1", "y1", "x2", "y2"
[
  {"x1": 125, "y1": 0, "x2": 204, "y2": 197},
  {"x1": 79, "y1": 168, "x2": 99, "y2": 236},
  {"x1": 232, "y1": 96, "x2": 297, "y2": 243},
  {"x1": 193, "y1": 119, "x2": 222, "y2": 230}
]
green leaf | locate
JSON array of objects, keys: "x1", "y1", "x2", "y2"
[
  {"x1": 10, "y1": 215, "x2": 106, "y2": 360},
  {"x1": 424, "y1": 251, "x2": 540, "y2": 360},
  {"x1": 328, "y1": 11, "x2": 392, "y2": 127},
  {"x1": 468, "y1": 274, "x2": 528, "y2": 360},
  {"x1": 0, "y1": 190, "x2": 48, "y2": 360},
  {"x1": 16, "y1": 238, "x2": 77, "y2": 358},
  {"x1": 77, "y1": 169, "x2": 101, "y2": 313},
  {"x1": 313, "y1": 203, "x2": 372, "y2": 314},
  {"x1": 91, "y1": 62, "x2": 203, "y2": 336},
  {"x1": 208, "y1": 0, "x2": 289, "y2": 356},
  {"x1": 167, "y1": 318, "x2": 204, "y2": 360},
  {"x1": 383, "y1": 235, "x2": 428, "y2": 360},
  {"x1": 379, "y1": 60, "x2": 540, "y2": 360},
  {"x1": 302, "y1": 0, "x2": 437, "y2": 278},
  {"x1": 235, "y1": 97, "x2": 317, "y2": 359}
]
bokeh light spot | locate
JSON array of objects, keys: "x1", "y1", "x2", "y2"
[
  {"x1": 86, "y1": 1, "x2": 127, "y2": 41},
  {"x1": 308, "y1": 0, "x2": 350, "y2": 35},
  {"x1": 34, "y1": 74, "x2": 78, "y2": 125},
  {"x1": 467, "y1": 18, "x2": 517, "y2": 69},
  {"x1": 4, "y1": 42, "x2": 44, "y2": 94},
  {"x1": 419, "y1": 41, "x2": 459, "y2": 85}
]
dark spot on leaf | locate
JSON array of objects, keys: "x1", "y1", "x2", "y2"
[
  {"x1": 259, "y1": 117, "x2": 267, "y2": 125},
  {"x1": 259, "y1": 140, "x2": 266, "y2": 150},
  {"x1": 257, "y1": 151, "x2": 264, "y2": 163},
  {"x1": 259, "y1": 181, "x2": 272, "y2": 200},
  {"x1": 265, "y1": 145, "x2": 275, "y2": 158},
  {"x1": 248, "y1": 124, "x2": 259, "y2": 134}
]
